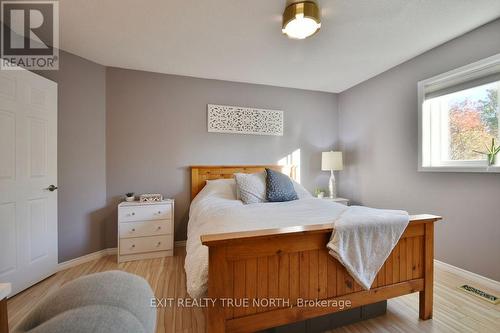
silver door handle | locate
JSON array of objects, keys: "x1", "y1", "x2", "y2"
[{"x1": 45, "y1": 185, "x2": 58, "y2": 192}]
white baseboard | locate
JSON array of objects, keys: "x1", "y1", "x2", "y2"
[
  {"x1": 58, "y1": 241, "x2": 187, "y2": 272},
  {"x1": 58, "y1": 248, "x2": 117, "y2": 272},
  {"x1": 435, "y1": 259, "x2": 500, "y2": 291}
]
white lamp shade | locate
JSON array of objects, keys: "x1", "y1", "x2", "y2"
[{"x1": 322, "y1": 151, "x2": 343, "y2": 171}]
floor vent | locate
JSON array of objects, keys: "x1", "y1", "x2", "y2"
[{"x1": 458, "y1": 285, "x2": 499, "y2": 304}]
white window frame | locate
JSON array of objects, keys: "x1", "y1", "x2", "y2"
[{"x1": 418, "y1": 53, "x2": 500, "y2": 173}]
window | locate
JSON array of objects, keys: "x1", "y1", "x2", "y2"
[{"x1": 419, "y1": 54, "x2": 500, "y2": 172}]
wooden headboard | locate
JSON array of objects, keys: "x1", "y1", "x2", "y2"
[{"x1": 190, "y1": 165, "x2": 295, "y2": 200}]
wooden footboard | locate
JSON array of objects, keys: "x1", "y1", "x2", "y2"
[{"x1": 201, "y1": 214, "x2": 441, "y2": 333}]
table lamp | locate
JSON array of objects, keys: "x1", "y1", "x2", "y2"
[{"x1": 321, "y1": 151, "x2": 343, "y2": 198}]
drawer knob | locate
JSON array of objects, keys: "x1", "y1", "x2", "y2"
[
  {"x1": 131, "y1": 212, "x2": 135, "y2": 216},
  {"x1": 156, "y1": 242, "x2": 161, "y2": 246},
  {"x1": 157, "y1": 226, "x2": 162, "y2": 230},
  {"x1": 131, "y1": 228, "x2": 136, "y2": 232},
  {"x1": 157, "y1": 211, "x2": 161, "y2": 214},
  {"x1": 131, "y1": 244, "x2": 135, "y2": 248}
]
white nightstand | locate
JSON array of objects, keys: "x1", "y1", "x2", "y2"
[
  {"x1": 320, "y1": 197, "x2": 350, "y2": 206},
  {"x1": 118, "y1": 199, "x2": 174, "y2": 263}
]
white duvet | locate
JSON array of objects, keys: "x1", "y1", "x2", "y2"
[
  {"x1": 185, "y1": 179, "x2": 408, "y2": 298},
  {"x1": 185, "y1": 179, "x2": 347, "y2": 298}
]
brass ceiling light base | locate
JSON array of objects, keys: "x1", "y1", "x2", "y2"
[{"x1": 282, "y1": 1, "x2": 321, "y2": 39}]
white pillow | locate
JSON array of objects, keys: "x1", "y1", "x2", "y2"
[
  {"x1": 292, "y1": 180, "x2": 313, "y2": 199},
  {"x1": 204, "y1": 178, "x2": 237, "y2": 198},
  {"x1": 234, "y1": 172, "x2": 267, "y2": 204}
]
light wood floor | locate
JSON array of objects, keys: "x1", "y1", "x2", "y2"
[{"x1": 7, "y1": 248, "x2": 500, "y2": 333}]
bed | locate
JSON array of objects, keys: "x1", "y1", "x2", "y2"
[{"x1": 188, "y1": 165, "x2": 441, "y2": 333}]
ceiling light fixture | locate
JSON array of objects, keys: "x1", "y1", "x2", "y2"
[{"x1": 282, "y1": 1, "x2": 321, "y2": 40}]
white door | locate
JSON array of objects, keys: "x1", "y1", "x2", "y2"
[{"x1": 0, "y1": 67, "x2": 57, "y2": 296}]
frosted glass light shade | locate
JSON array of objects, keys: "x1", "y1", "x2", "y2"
[
  {"x1": 282, "y1": 15, "x2": 320, "y2": 39},
  {"x1": 322, "y1": 151, "x2": 343, "y2": 171},
  {"x1": 282, "y1": 1, "x2": 321, "y2": 40}
]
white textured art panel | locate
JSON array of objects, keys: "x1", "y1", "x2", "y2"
[{"x1": 207, "y1": 104, "x2": 283, "y2": 136}]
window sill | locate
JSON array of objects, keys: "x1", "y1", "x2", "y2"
[{"x1": 418, "y1": 166, "x2": 500, "y2": 173}]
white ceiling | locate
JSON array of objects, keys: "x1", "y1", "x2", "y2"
[{"x1": 59, "y1": 0, "x2": 500, "y2": 93}]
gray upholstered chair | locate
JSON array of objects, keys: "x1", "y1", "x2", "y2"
[{"x1": 13, "y1": 271, "x2": 156, "y2": 333}]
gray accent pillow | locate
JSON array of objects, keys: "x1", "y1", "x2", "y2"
[
  {"x1": 265, "y1": 168, "x2": 299, "y2": 202},
  {"x1": 234, "y1": 172, "x2": 267, "y2": 204}
]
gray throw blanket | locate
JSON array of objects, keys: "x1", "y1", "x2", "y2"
[{"x1": 327, "y1": 206, "x2": 410, "y2": 290}]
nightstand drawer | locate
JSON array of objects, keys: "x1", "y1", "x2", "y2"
[
  {"x1": 119, "y1": 219, "x2": 172, "y2": 239},
  {"x1": 119, "y1": 204, "x2": 172, "y2": 222},
  {"x1": 119, "y1": 235, "x2": 173, "y2": 255}
]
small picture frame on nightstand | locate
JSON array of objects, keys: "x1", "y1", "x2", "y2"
[{"x1": 139, "y1": 193, "x2": 163, "y2": 203}]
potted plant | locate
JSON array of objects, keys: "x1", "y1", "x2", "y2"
[
  {"x1": 314, "y1": 188, "x2": 325, "y2": 199},
  {"x1": 474, "y1": 138, "x2": 500, "y2": 166},
  {"x1": 125, "y1": 192, "x2": 135, "y2": 202}
]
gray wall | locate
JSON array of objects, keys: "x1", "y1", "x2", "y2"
[
  {"x1": 36, "y1": 51, "x2": 107, "y2": 262},
  {"x1": 338, "y1": 19, "x2": 500, "y2": 280},
  {"x1": 106, "y1": 68, "x2": 339, "y2": 244}
]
